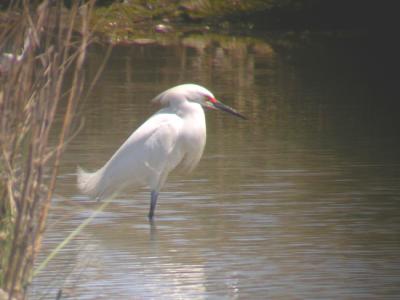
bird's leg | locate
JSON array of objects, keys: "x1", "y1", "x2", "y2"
[{"x1": 148, "y1": 190, "x2": 159, "y2": 220}]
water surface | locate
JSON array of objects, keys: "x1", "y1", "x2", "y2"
[{"x1": 31, "y1": 32, "x2": 400, "y2": 299}]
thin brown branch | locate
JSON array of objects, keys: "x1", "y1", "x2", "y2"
[{"x1": 1, "y1": 1, "x2": 97, "y2": 298}]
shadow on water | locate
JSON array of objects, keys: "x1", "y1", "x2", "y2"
[{"x1": 30, "y1": 32, "x2": 400, "y2": 299}]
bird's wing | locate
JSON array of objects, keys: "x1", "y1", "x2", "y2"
[{"x1": 102, "y1": 111, "x2": 184, "y2": 190}]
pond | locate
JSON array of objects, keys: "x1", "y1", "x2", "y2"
[{"x1": 30, "y1": 32, "x2": 400, "y2": 299}]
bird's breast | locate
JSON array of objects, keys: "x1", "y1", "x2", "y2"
[{"x1": 179, "y1": 113, "x2": 206, "y2": 172}]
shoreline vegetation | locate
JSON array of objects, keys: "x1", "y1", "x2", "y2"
[
  {"x1": 88, "y1": 0, "x2": 397, "y2": 45},
  {"x1": 1, "y1": 1, "x2": 396, "y2": 46}
]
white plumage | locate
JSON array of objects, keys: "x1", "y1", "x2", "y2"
[{"x1": 77, "y1": 83, "x2": 245, "y2": 219}]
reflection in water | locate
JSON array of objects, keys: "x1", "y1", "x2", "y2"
[{"x1": 31, "y1": 33, "x2": 400, "y2": 299}]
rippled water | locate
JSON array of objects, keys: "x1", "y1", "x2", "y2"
[{"x1": 30, "y1": 32, "x2": 400, "y2": 299}]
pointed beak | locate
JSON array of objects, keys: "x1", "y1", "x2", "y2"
[{"x1": 209, "y1": 98, "x2": 247, "y2": 120}]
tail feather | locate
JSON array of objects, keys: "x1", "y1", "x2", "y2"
[{"x1": 77, "y1": 166, "x2": 105, "y2": 199}]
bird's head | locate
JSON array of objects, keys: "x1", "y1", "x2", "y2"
[{"x1": 152, "y1": 83, "x2": 247, "y2": 120}]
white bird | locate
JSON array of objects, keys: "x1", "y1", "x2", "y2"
[
  {"x1": 77, "y1": 83, "x2": 246, "y2": 220},
  {"x1": 0, "y1": 28, "x2": 32, "y2": 75}
]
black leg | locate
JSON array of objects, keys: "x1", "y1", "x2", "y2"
[{"x1": 148, "y1": 190, "x2": 159, "y2": 220}]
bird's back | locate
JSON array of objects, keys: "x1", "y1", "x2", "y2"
[
  {"x1": 78, "y1": 109, "x2": 187, "y2": 198},
  {"x1": 108, "y1": 110, "x2": 185, "y2": 186},
  {"x1": 78, "y1": 91, "x2": 208, "y2": 200}
]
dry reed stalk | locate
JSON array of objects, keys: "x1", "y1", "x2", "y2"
[{"x1": 0, "y1": 1, "x2": 96, "y2": 299}]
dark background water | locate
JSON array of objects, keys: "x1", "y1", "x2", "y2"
[{"x1": 31, "y1": 32, "x2": 400, "y2": 299}]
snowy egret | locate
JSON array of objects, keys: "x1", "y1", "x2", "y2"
[{"x1": 77, "y1": 83, "x2": 246, "y2": 220}]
